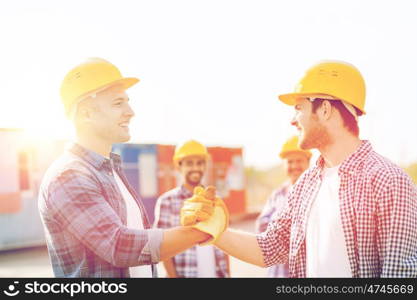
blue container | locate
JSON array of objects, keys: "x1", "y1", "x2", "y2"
[{"x1": 113, "y1": 144, "x2": 159, "y2": 224}]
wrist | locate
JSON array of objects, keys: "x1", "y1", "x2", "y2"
[{"x1": 187, "y1": 227, "x2": 211, "y2": 244}]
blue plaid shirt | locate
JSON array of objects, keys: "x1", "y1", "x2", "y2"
[
  {"x1": 38, "y1": 143, "x2": 163, "y2": 277},
  {"x1": 255, "y1": 182, "x2": 291, "y2": 277},
  {"x1": 154, "y1": 185, "x2": 229, "y2": 278}
]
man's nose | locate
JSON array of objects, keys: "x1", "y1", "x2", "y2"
[
  {"x1": 290, "y1": 114, "x2": 298, "y2": 127},
  {"x1": 191, "y1": 164, "x2": 201, "y2": 171},
  {"x1": 125, "y1": 103, "x2": 135, "y2": 117}
]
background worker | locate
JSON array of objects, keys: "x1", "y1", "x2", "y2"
[
  {"x1": 182, "y1": 61, "x2": 417, "y2": 277},
  {"x1": 38, "y1": 58, "x2": 225, "y2": 277},
  {"x1": 154, "y1": 140, "x2": 229, "y2": 278},
  {"x1": 255, "y1": 135, "x2": 311, "y2": 277}
]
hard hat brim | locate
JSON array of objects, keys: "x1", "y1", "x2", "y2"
[
  {"x1": 66, "y1": 77, "x2": 140, "y2": 118},
  {"x1": 279, "y1": 150, "x2": 312, "y2": 160},
  {"x1": 82, "y1": 77, "x2": 140, "y2": 100},
  {"x1": 173, "y1": 153, "x2": 209, "y2": 165},
  {"x1": 278, "y1": 92, "x2": 324, "y2": 106},
  {"x1": 278, "y1": 92, "x2": 366, "y2": 115},
  {"x1": 109, "y1": 77, "x2": 140, "y2": 92}
]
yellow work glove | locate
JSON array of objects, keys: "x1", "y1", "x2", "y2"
[{"x1": 181, "y1": 186, "x2": 229, "y2": 245}]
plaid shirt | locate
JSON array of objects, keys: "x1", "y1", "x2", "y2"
[
  {"x1": 255, "y1": 182, "x2": 291, "y2": 277},
  {"x1": 154, "y1": 185, "x2": 229, "y2": 278},
  {"x1": 38, "y1": 143, "x2": 163, "y2": 278},
  {"x1": 257, "y1": 140, "x2": 417, "y2": 278}
]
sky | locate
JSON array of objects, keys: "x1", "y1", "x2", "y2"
[{"x1": 1, "y1": 0, "x2": 416, "y2": 168}]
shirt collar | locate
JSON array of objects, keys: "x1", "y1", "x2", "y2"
[
  {"x1": 110, "y1": 152, "x2": 123, "y2": 172},
  {"x1": 69, "y1": 143, "x2": 122, "y2": 172},
  {"x1": 314, "y1": 140, "x2": 373, "y2": 175},
  {"x1": 179, "y1": 184, "x2": 195, "y2": 198}
]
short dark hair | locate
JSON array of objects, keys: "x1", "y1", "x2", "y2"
[{"x1": 311, "y1": 98, "x2": 360, "y2": 136}]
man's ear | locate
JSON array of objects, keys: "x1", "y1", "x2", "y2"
[
  {"x1": 78, "y1": 107, "x2": 91, "y2": 123},
  {"x1": 321, "y1": 100, "x2": 333, "y2": 121},
  {"x1": 77, "y1": 98, "x2": 98, "y2": 123}
]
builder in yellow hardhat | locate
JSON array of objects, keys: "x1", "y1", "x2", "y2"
[
  {"x1": 181, "y1": 60, "x2": 417, "y2": 277},
  {"x1": 38, "y1": 58, "x2": 228, "y2": 278},
  {"x1": 255, "y1": 136, "x2": 311, "y2": 277},
  {"x1": 154, "y1": 140, "x2": 230, "y2": 278}
]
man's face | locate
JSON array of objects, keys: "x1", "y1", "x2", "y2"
[
  {"x1": 82, "y1": 85, "x2": 135, "y2": 144},
  {"x1": 178, "y1": 155, "x2": 207, "y2": 187},
  {"x1": 290, "y1": 97, "x2": 330, "y2": 150},
  {"x1": 284, "y1": 152, "x2": 310, "y2": 184}
]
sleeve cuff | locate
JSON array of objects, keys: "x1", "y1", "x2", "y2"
[
  {"x1": 256, "y1": 232, "x2": 273, "y2": 267},
  {"x1": 143, "y1": 228, "x2": 164, "y2": 264}
]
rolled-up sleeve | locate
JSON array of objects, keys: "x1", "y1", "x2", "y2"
[
  {"x1": 143, "y1": 228, "x2": 164, "y2": 264},
  {"x1": 47, "y1": 168, "x2": 158, "y2": 268},
  {"x1": 256, "y1": 208, "x2": 291, "y2": 267}
]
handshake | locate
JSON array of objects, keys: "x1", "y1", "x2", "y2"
[{"x1": 180, "y1": 186, "x2": 229, "y2": 245}]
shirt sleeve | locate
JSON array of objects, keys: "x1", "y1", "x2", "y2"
[
  {"x1": 256, "y1": 198, "x2": 292, "y2": 267},
  {"x1": 377, "y1": 174, "x2": 417, "y2": 277},
  {"x1": 47, "y1": 168, "x2": 162, "y2": 267},
  {"x1": 154, "y1": 194, "x2": 172, "y2": 229}
]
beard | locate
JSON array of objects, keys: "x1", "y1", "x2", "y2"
[
  {"x1": 299, "y1": 117, "x2": 331, "y2": 150},
  {"x1": 185, "y1": 171, "x2": 203, "y2": 186}
]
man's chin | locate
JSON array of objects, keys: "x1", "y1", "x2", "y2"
[
  {"x1": 115, "y1": 134, "x2": 131, "y2": 143},
  {"x1": 299, "y1": 136, "x2": 314, "y2": 150},
  {"x1": 186, "y1": 179, "x2": 202, "y2": 187}
]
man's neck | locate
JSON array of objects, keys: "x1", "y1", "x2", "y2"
[
  {"x1": 76, "y1": 134, "x2": 112, "y2": 158},
  {"x1": 318, "y1": 133, "x2": 361, "y2": 168}
]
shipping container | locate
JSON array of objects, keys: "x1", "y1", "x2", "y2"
[
  {"x1": 0, "y1": 130, "x2": 66, "y2": 250},
  {"x1": 115, "y1": 143, "x2": 246, "y2": 221},
  {"x1": 207, "y1": 147, "x2": 246, "y2": 215},
  {"x1": 113, "y1": 144, "x2": 159, "y2": 224},
  {"x1": 1, "y1": 137, "x2": 246, "y2": 250}
]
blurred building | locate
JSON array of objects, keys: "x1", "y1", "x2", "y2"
[{"x1": 0, "y1": 130, "x2": 246, "y2": 250}]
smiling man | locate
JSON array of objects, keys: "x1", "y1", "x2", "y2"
[
  {"x1": 184, "y1": 60, "x2": 417, "y2": 277},
  {"x1": 154, "y1": 140, "x2": 229, "y2": 278},
  {"x1": 37, "y1": 58, "x2": 217, "y2": 277}
]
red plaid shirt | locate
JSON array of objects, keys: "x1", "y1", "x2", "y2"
[
  {"x1": 154, "y1": 185, "x2": 229, "y2": 277},
  {"x1": 257, "y1": 140, "x2": 417, "y2": 277}
]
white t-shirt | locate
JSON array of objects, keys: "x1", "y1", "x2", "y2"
[
  {"x1": 113, "y1": 170, "x2": 153, "y2": 278},
  {"x1": 196, "y1": 245, "x2": 217, "y2": 277},
  {"x1": 305, "y1": 165, "x2": 352, "y2": 277}
]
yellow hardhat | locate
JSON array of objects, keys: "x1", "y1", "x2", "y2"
[
  {"x1": 60, "y1": 58, "x2": 139, "y2": 117},
  {"x1": 173, "y1": 140, "x2": 209, "y2": 165},
  {"x1": 279, "y1": 136, "x2": 312, "y2": 159},
  {"x1": 278, "y1": 61, "x2": 366, "y2": 115}
]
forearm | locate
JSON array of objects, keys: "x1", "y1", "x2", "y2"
[
  {"x1": 159, "y1": 226, "x2": 210, "y2": 261},
  {"x1": 162, "y1": 259, "x2": 177, "y2": 278},
  {"x1": 214, "y1": 228, "x2": 266, "y2": 267}
]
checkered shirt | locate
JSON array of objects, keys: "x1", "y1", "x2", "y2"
[
  {"x1": 154, "y1": 185, "x2": 229, "y2": 278},
  {"x1": 255, "y1": 182, "x2": 291, "y2": 277},
  {"x1": 38, "y1": 143, "x2": 163, "y2": 277},
  {"x1": 257, "y1": 140, "x2": 417, "y2": 277}
]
